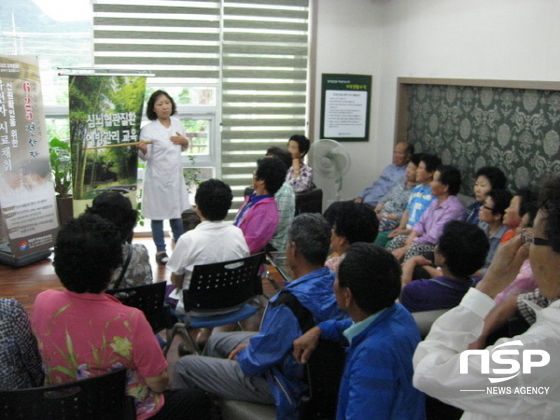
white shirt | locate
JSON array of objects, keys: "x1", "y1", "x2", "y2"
[
  {"x1": 413, "y1": 288, "x2": 560, "y2": 420},
  {"x1": 138, "y1": 118, "x2": 190, "y2": 219},
  {"x1": 166, "y1": 221, "x2": 250, "y2": 314}
]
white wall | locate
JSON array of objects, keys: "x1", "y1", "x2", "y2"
[
  {"x1": 314, "y1": 0, "x2": 560, "y2": 206},
  {"x1": 312, "y1": 0, "x2": 382, "y2": 206}
]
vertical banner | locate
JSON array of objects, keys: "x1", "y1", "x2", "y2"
[
  {"x1": 320, "y1": 74, "x2": 372, "y2": 142},
  {"x1": 0, "y1": 55, "x2": 58, "y2": 259},
  {"x1": 68, "y1": 75, "x2": 146, "y2": 216}
]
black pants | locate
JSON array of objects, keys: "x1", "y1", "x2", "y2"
[{"x1": 150, "y1": 389, "x2": 212, "y2": 420}]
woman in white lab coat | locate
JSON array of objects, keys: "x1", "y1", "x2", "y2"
[{"x1": 138, "y1": 90, "x2": 190, "y2": 265}]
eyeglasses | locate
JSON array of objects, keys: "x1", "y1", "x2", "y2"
[
  {"x1": 482, "y1": 205, "x2": 494, "y2": 211},
  {"x1": 521, "y1": 228, "x2": 551, "y2": 246}
]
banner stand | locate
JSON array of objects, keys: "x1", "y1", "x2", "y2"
[
  {"x1": 0, "y1": 249, "x2": 51, "y2": 267},
  {"x1": 0, "y1": 56, "x2": 59, "y2": 267}
]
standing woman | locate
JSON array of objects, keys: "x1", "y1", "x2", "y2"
[{"x1": 138, "y1": 91, "x2": 191, "y2": 265}]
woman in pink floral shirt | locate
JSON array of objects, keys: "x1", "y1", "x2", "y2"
[{"x1": 32, "y1": 213, "x2": 210, "y2": 420}]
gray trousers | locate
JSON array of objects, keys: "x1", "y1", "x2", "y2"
[{"x1": 172, "y1": 332, "x2": 275, "y2": 405}]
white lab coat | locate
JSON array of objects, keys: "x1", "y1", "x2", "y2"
[{"x1": 138, "y1": 118, "x2": 190, "y2": 220}]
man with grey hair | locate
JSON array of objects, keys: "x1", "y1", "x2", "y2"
[{"x1": 172, "y1": 213, "x2": 346, "y2": 420}]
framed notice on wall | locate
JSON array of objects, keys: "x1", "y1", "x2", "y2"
[{"x1": 320, "y1": 74, "x2": 372, "y2": 142}]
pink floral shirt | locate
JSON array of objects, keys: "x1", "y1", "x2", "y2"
[{"x1": 31, "y1": 289, "x2": 167, "y2": 420}]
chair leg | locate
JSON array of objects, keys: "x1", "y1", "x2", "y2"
[
  {"x1": 184, "y1": 327, "x2": 202, "y2": 355},
  {"x1": 163, "y1": 322, "x2": 186, "y2": 357}
]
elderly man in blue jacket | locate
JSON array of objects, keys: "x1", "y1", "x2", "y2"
[
  {"x1": 293, "y1": 242, "x2": 426, "y2": 420},
  {"x1": 172, "y1": 213, "x2": 346, "y2": 419}
]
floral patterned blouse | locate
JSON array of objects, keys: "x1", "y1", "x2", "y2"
[
  {"x1": 31, "y1": 290, "x2": 167, "y2": 420},
  {"x1": 286, "y1": 163, "x2": 313, "y2": 193},
  {"x1": 0, "y1": 299, "x2": 43, "y2": 390}
]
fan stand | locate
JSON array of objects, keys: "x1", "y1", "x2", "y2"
[{"x1": 334, "y1": 176, "x2": 343, "y2": 202}]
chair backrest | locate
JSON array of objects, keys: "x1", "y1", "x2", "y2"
[
  {"x1": 300, "y1": 338, "x2": 346, "y2": 420},
  {"x1": 184, "y1": 253, "x2": 265, "y2": 313},
  {"x1": 0, "y1": 368, "x2": 135, "y2": 420},
  {"x1": 295, "y1": 187, "x2": 323, "y2": 215},
  {"x1": 107, "y1": 282, "x2": 172, "y2": 333}
]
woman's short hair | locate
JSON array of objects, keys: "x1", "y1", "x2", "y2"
[
  {"x1": 487, "y1": 189, "x2": 513, "y2": 218},
  {"x1": 255, "y1": 157, "x2": 286, "y2": 195},
  {"x1": 54, "y1": 213, "x2": 123, "y2": 293},
  {"x1": 475, "y1": 166, "x2": 507, "y2": 190},
  {"x1": 146, "y1": 90, "x2": 177, "y2": 121},
  {"x1": 266, "y1": 146, "x2": 293, "y2": 170},
  {"x1": 409, "y1": 153, "x2": 423, "y2": 167},
  {"x1": 420, "y1": 154, "x2": 442, "y2": 174},
  {"x1": 516, "y1": 187, "x2": 539, "y2": 219},
  {"x1": 438, "y1": 221, "x2": 489, "y2": 278},
  {"x1": 85, "y1": 192, "x2": 137, "y2": 243},
  {"x1": 338, "y1": 243, "x2": 401, "y2": 314},
  {"x1": 538, "y1": 176, "x2": 560, "y2": 253},
  {"x1": 288, "y1": 134, "x2": 310, "y2": 157},
  {"x1": 334, "y1": 202, "x2": 379, "y2": 244},
  {"x1": 195, "y1": 179, "x2": 233, "y2": 221},
  {"x1": 437, "y1": 165, "x2": 461, "y2": 196}
]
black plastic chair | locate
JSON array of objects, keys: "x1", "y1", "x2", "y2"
[
  {"x1": 0, "y1": 368, "x2": 135, "y2": 420},
  {"x1": 295, "y1": 187, "x2": 323, "y2": 215},
  {"x1": 107, "y1": 282, "x2": 175, "y2": 334},
  {"x1": 164, "y1": 253, "x2": 265, "y2": 355}
]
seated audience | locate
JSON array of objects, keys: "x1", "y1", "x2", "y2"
[
  {"x1": 326, "y1": 201, "x2": 379, "y2": 273},
  {"x1": 462, "y1": 166, "x2": 507, "y2": 225},
  {"x1": 167, "y1": 179, "x2": 249, "y2": 317},
  {"x1": 265, "y1": 146, "x2": 296, "y2": 252},
  {"x1": 388, "y1": 165, "x2": 464, "y2": 262},
  {"x1": 500, "y1": 187, "x2": 539, "y2": 243},
  {"x1": 0, "y1": 298, "x2": 43, "y2": 390},
  {"x1": 477, "y1": 189, "x2": 512, "y2": 269},
  {"x1": 493, "y1": 201, "x2": 540, "y2": 304},
  {"x1": 293, "y1": 243, "x2": 425, "y2": 419},
  {"x1": 355, "y1": 141, "x2": 413, "y2": 206},
  {"x1": 400, "y1": 221, "x2": 489, "y2": 312},
  {"x1": 32, "y1": 213, "x2": 210, "y2": 420},
  {"x1": 172, "y1": 213, "x2": 346, "y2": 419},
  {"x1": 383, "y1": 153, "x2": 440, "y2": 243},
  {"x1": 374, "y1": 152, "x2": 419, "y2": 232},
  {"x1": 234, "y1": 157, "x2": 284, "y2": 254},
  {"x1": 286, "y1": 134, "x2": 313, "y2": 193},
  {"x1": 85, "y1": 191, "x2": 152, "y2": 289},
  {"x1": 413, "y1": 174, "x2": 560, "y2": 419},
  {"x1": 323, "y1": 142, "x2": 413, "y2": 224}
]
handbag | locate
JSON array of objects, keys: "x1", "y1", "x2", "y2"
[{"x1": 113, "y1": 245, "x2": 133, "y2": 290}]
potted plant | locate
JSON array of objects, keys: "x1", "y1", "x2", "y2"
[{"x1": 49, "y1": 137, "x2": 73, "y2": 225}]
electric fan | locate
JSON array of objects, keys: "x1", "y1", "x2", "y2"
[{"x1": 309, "y1": 139, "x2": 351, "y2": 202}]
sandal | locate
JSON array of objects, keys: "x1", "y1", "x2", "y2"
[
  {"x1": 178, "y1": 343, "x2": 193, "y2": 357},
  {"x1": 156, "y1": 252, "x2": 169, "y2": 265}
]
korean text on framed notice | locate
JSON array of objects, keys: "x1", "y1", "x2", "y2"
[{"x1": 320, "y1": 74, "x2": 372, "y2": 142}]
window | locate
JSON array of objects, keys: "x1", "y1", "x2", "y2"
[
  {"x1": 93, "y1": 0, "x2": 311, "y2": 215},
  {"x1": 2, "y1": 0, "x2": 312, "y2": 218}
]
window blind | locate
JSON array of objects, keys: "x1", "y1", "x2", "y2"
[
  {"x1": 221, "y1": 0, "x2": 310, "y2": 210},
  {"x1": 93, "y1": 0, "x2": 310, "y2": 211},
  {"x1": 93, "y1": 0, "x2": 221, "y2": 84}
]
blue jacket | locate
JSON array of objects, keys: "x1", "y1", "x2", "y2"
[
  {"x1": 320, "y1": 304, "x2": 426, "y2": 420},
  {"x1": 237, "y1": 267, "x2": 346, "y2": 420}
]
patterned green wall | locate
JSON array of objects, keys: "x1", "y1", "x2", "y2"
[{"x1": 406, "y1": 84, "x2": 560, "y2": 195}]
